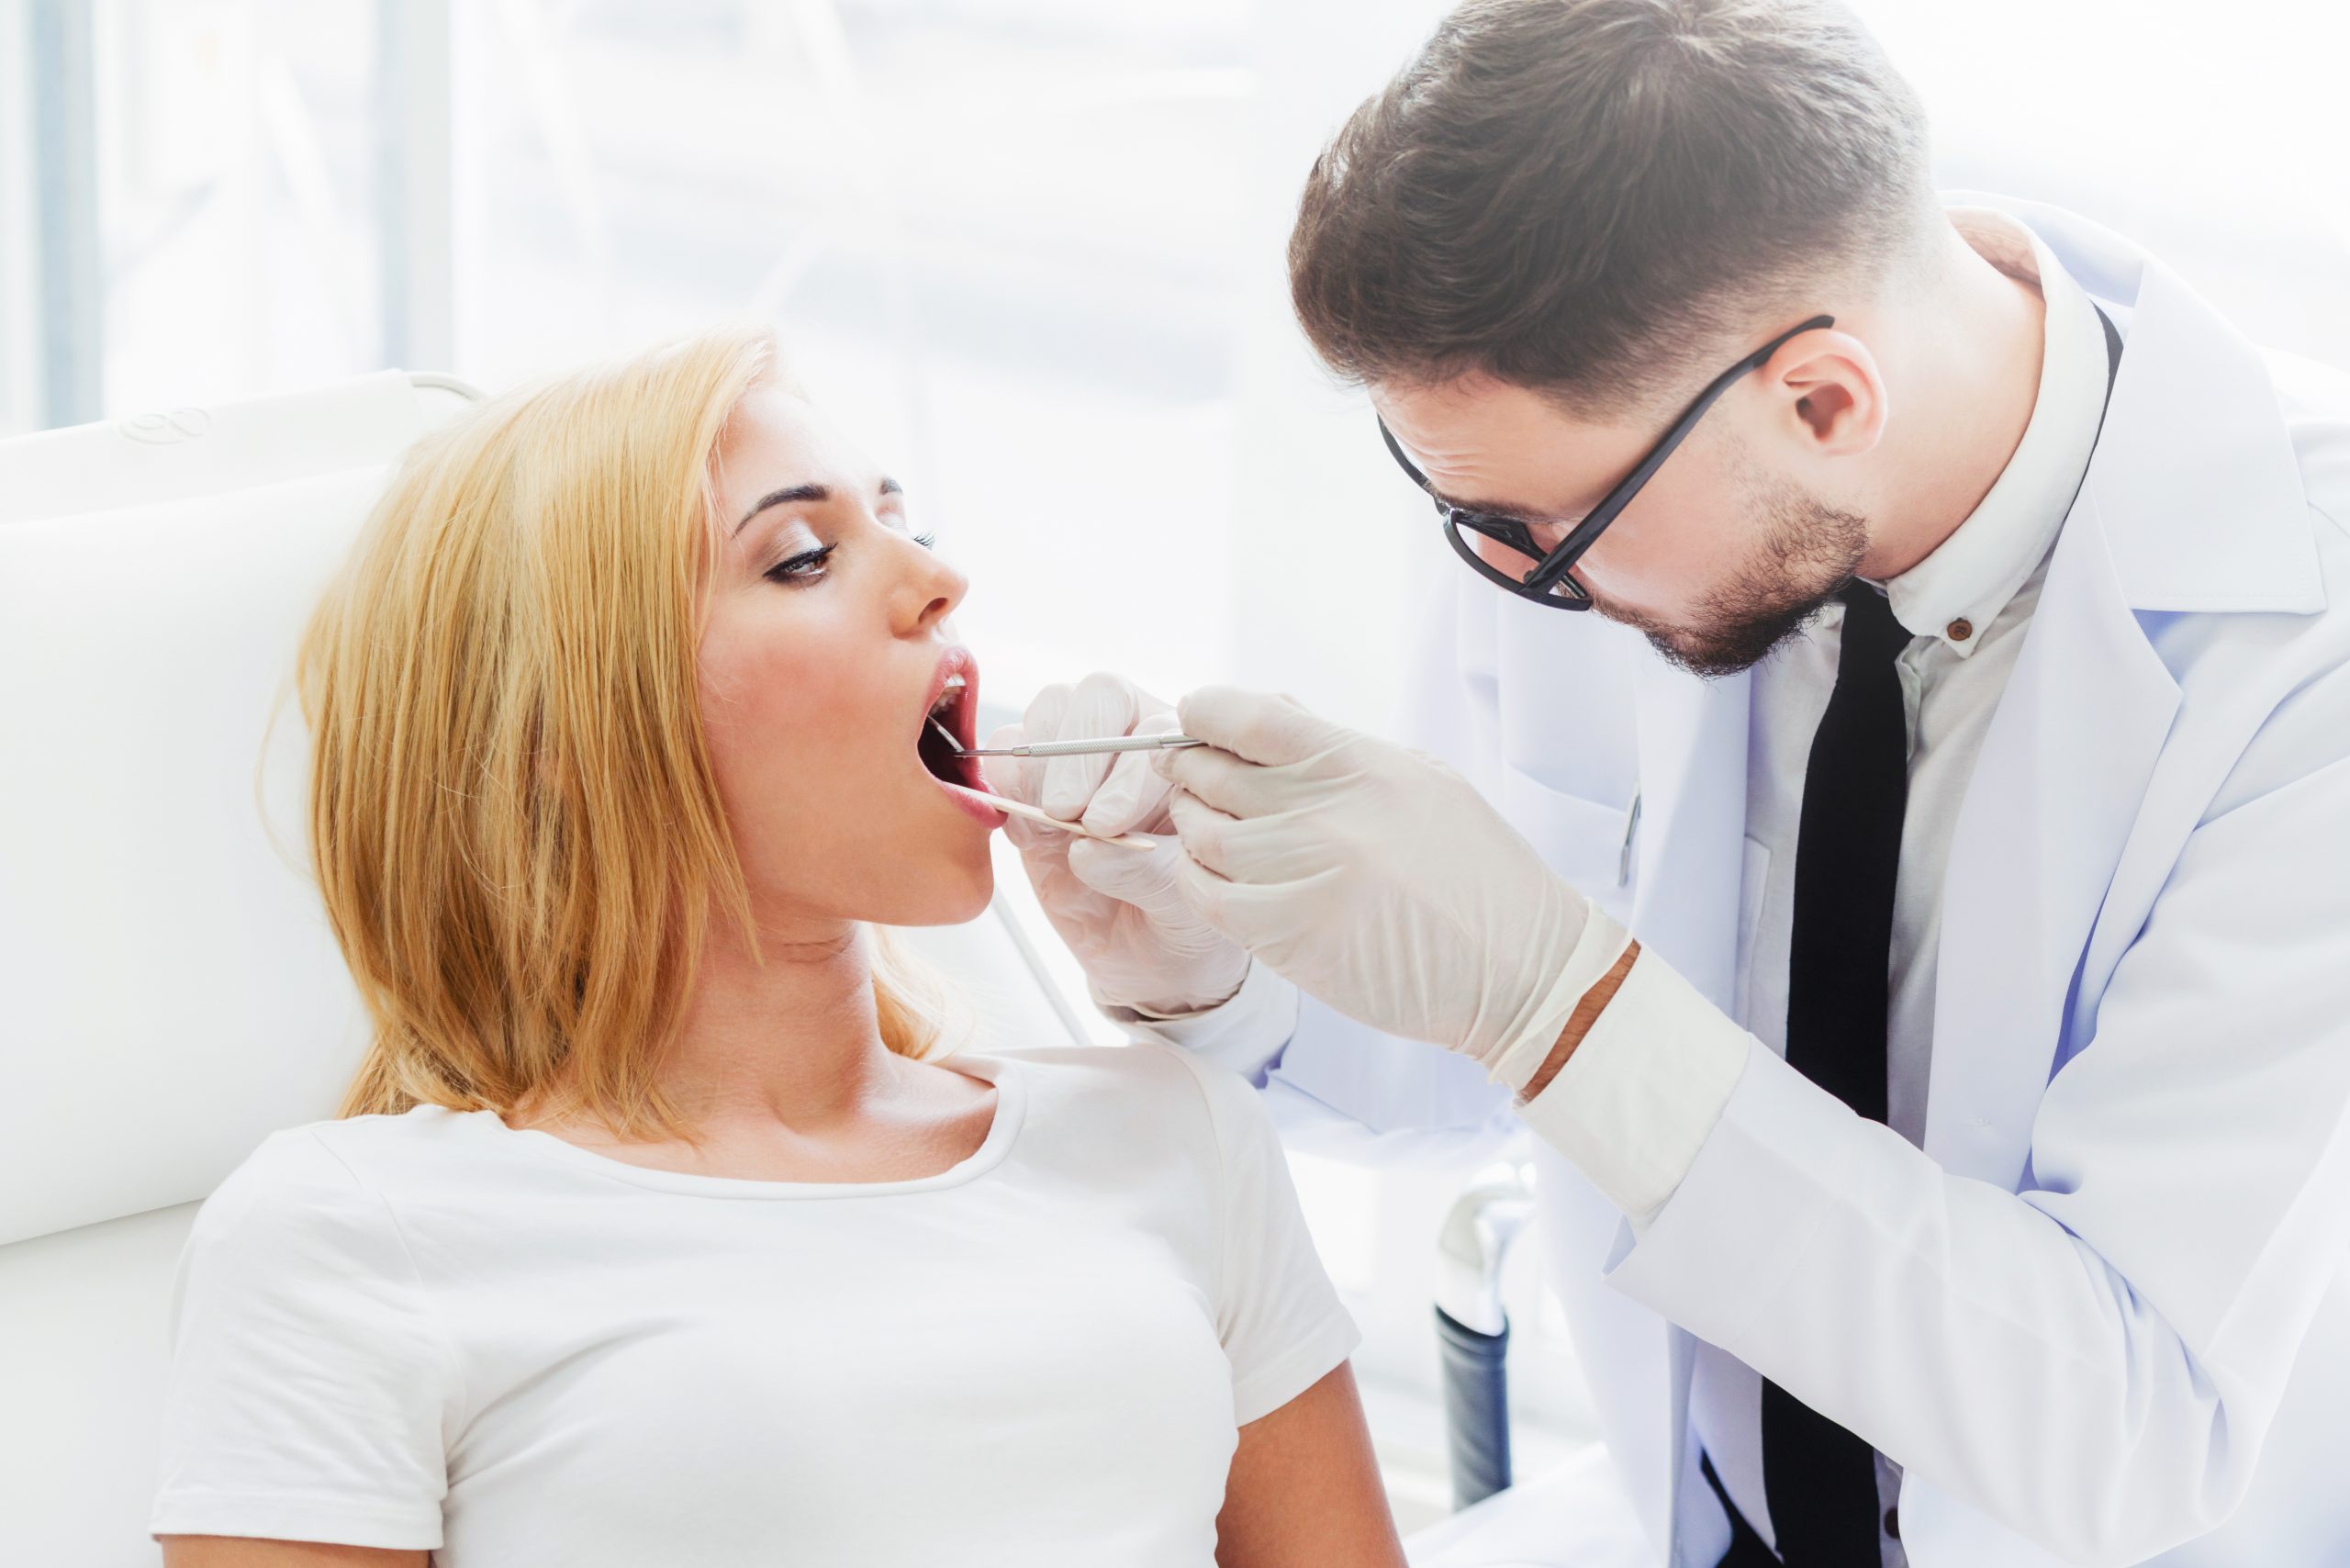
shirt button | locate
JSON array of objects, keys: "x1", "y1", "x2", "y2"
[
  {"x1": 1885, "y1": 1506, "x2": 1901, "y2": 1540},
  {"x1": 1946, "y1": 617, "x2": 1974, "y2": 642}
]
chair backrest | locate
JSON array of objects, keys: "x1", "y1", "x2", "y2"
[{"x1": 0, "y1": 375, "x2": 1088, "y2": 1565}]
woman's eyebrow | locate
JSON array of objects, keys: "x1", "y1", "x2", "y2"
[
  {"x1": 734, "y1": 476, "x2": 903, "y2": 534},
  {"x1": 735, "y1": 484, "x2": 826, "y2": 534}
]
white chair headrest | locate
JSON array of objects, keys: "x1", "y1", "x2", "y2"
[{"x1": 0, "y1": 374, "x2": 439, "y2": 1247}]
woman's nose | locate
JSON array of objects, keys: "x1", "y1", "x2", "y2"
[{"x1": 896, "y1": 536, "x2": 968, "y2": 633}]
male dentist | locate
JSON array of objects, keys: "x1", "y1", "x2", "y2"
[{"x1": 991, "y1": 2, "x2": 2350, "y2": 1565}]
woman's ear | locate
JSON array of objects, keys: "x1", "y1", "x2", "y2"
[{"x1": 1775, "y1": 330, "x2": 1886, "y2": 458}]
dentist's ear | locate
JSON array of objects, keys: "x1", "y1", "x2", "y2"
[{"x1": 1774, "y1": 328, "x2": 1888, "y2": 459}]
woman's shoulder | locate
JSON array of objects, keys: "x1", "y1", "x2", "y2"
[
  {"x1": 191, "y1": 1107, "x2": 480, "y2": 1263},
  {"x1": 175, "y1": 1132, "x2": 406, "y2": 1323},
  {"x1": 975, "y1": 1041, "x2": 1272, "y2": 1161}
]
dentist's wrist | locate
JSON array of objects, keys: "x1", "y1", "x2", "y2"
[
  {"x1": 1091, "y1": 958, "x2": 1251, "y2": 1025},
  {"x1": 1112, "y1": 967, "x2": 1249, "y2": 1022},
  {"x1": 1096, "y1": 960, "x2": 1301, "y2": 1084},
  {"x1": 1480, "y1": 899, "x2": 1634, "y2": 1091},
  {"x1": 1516, "y1": 940, "x2": 1640, "y2": 1103}
]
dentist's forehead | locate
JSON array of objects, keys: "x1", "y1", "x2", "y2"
[{"x1": 1372, "y1": 375, "x2": 1631, "y2": 521}]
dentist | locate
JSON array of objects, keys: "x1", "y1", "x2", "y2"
[{"x1": 992, "y1": 2, "x2": 2350, "y2": 1566}]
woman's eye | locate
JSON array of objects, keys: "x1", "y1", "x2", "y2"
[
  {"x1": 913, "y1": 531, "x2": 936, "y2": 550},
  {"x1": 766, "y1": 543, "x2": 836, "y2": 586}
]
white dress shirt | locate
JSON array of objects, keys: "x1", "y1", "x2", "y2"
[{"x1": 1516, "y1": 207, "x2": 2119, "y2": 1564}]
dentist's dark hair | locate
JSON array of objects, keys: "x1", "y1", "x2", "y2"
[{"x1": 1287, "y1": 0, "x2": 1936, "y2": 415}]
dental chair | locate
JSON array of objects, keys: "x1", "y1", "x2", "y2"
[{"x1": 0, "y1": 374, "x2": 1093, "y2": 1567}]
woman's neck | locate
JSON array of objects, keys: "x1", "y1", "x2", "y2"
[{"x1": 660, "y1": 911, "x2": 902, "y2": 1135}]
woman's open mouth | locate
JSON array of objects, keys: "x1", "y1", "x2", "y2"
[{"x1": 917, "y1": 649, "x2": 1006, "y2": 827}]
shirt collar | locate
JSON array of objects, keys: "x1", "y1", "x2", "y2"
[{"x1": 1879, "y1": 207, "x2": 2112, "y2": 656}]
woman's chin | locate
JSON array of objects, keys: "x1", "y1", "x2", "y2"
[{"x1": 859, "y1": 836, "x2": 997, "y2": 927}]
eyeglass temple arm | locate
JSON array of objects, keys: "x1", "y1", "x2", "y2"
[{"x1": 1517, "y1": 314, "x2": 1836, "y2": 592}]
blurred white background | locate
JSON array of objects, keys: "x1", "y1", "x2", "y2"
[{"x1": 6, "y1": 0, "x2": 2346, "y2": 1532}]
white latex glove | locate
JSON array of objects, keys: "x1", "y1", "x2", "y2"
[
  {"x1": 985, "y1": 672, "x2": 1251, "y2": 1018},
  {"x1": 1153, "y1": 686, "x2": 1628, "y2": 1083}
]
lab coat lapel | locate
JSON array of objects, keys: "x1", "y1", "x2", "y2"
[
  {"x1": 1628, "y1": 659, "x2": 1751, "y2": 1011},
  {"x1": 1918, "y1": 204, "x2": 2325, "y2": 1185},
  {"x1": 1613, "y1": 656, "x2": 1750, "y2": 1551},
  {"x1": 1924, "y1": 493, "x2": 2179, "y2": 1186}
]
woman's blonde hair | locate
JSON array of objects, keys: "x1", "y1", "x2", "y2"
[{"x1": 295, "y1": 324, "x2": 951, "y2": 1143}]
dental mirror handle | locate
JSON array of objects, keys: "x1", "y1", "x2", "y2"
[
  {"x1": 939, "y1": 782, "x2": 1158, "y2": 850},
  {"x1": 956, "y1": 733, "x2": 1206, "y2": 759}
]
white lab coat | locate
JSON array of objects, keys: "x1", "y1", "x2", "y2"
[{"x1": 1256, "y1": 198, "x2": 2350, "y2": 1568}]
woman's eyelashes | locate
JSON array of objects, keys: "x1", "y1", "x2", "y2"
[
  {"x1": 766, "y1": 543, "x2": 837, "y2": 586},
  {"x1": 762, "y1": 530, "x2": 936, "y2": 588}
]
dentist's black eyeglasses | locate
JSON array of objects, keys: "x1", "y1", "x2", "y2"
[{"x1": 1378, "y1": 315, "x2": 1835, "y2": 610}]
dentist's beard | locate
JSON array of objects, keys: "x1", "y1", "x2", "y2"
[{"x1": 1597, "y1": 472, "x2": 1871, "y2": 680}]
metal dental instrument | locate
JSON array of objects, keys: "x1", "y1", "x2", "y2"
[
  {"x1": 930, "y1": 717, "x2": 1160, "y2": 848},
  {"x1": 950, "y1": 732, "x2": 1206, "y2": 759}
]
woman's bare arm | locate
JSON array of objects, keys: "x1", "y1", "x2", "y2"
[
  {"x1": 1215, "y1": 1361, "x2": 1408, "y2": 1568},
  {"x1": 161, "y1": 1538, "x2": 426, "y2": 1568}
]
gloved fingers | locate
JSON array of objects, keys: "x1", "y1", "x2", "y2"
[
  {"x1": 1015, "y1": 826, "x2": 1121, "y2": 933},
  {"x1": 1081, "y1": 708, "x2": 1178, "y2": 834},
  {"x1": 983, "y1": 698, "x2": 1058, "y2": 805},
  {"x1": 1065, "y1": 834, "x2": 1186, "y2": 912},
  {"x1": 1038, "y1": 671, "x2": 1157, "y2": 822},
  {"x1": 1174, "y1": 685, "x2": 1338, "y2": 767},
  {"x1": 1155, "y1": 741, "x2": 1284, "y2": 820},
  {"x1": 1166, "y1": 788, "x2": 1244, "y2": 879},
  {"x1": 1037, "y1": 675, "x2": 1126, "y2": 820},
  {"x1": 1162, "y1": 835, "x2": 1236, "y2": 935},
  {"x1": 1000, "y1": 807, "x2": 1064, "y2": 858}
]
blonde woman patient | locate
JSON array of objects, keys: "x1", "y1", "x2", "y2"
[{"x1": 149, "y1": 327, "x2": 1403, "y2": 1568}]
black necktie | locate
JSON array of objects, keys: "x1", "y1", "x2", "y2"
[{"x1": 1762, "y1": 580, "x2": 1910, "y2": 1565}]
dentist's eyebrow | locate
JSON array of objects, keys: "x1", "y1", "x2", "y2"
[
  {"x1": 1423, "y1": 472, "x2": 1595, "y2": 532},
  {"x1": 1427, "y1": 485, "x2": 1554, "y2": 525},
  {"x1": 733, "y1": 476, "x2": 904, "y2": 535}
]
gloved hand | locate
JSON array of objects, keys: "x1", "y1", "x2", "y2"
[
  {"x1": 984, "y1": 672, "x2": 1251, "y2": 1018},
  {"x1": 1153, "y1": 686, "x2": 1628, "y2": 1083}
]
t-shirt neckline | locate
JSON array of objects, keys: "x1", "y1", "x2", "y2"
[{"x1": 469, "y1": 1053, "x2": 1027, "y2": 1199}]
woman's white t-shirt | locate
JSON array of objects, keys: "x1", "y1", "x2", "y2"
[{"x1": 149, "y1": 1043, "x2": 1359, "y2": 1566}]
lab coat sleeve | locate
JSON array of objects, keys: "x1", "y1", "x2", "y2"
[
  {"x1": 1581, "y1": 678, "x2": 2350, "y2": 1567},
  {"x1": 1516, "y1": 945, "x2": 1750, "y2": 1226}
]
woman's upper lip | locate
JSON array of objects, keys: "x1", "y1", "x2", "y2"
[{"x1": 922, "y1": 644, "x2": 979, "y2": 753}]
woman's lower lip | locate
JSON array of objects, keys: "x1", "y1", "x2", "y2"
[{"x1": 934, "y1": 773, "x2": 1008, "y2": 828}]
